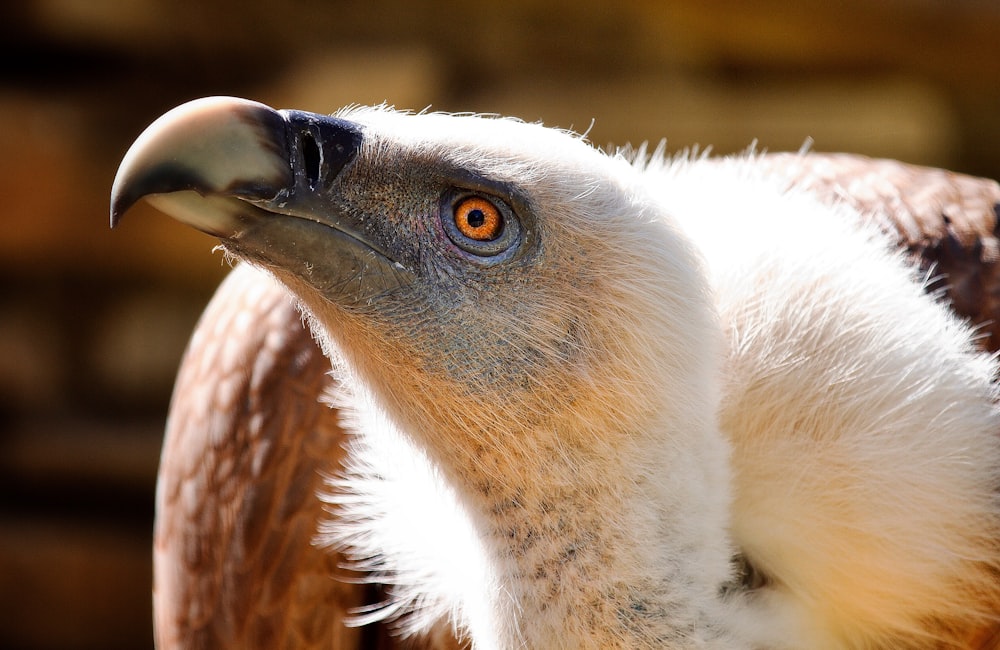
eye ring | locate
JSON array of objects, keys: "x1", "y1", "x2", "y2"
[{"x1": 442, "y1": 190, "x2": 522, "y2": 258}]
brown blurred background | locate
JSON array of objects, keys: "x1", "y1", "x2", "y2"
[{"x1": 1, "y1": 1, "x2": 999, "y2": 648}]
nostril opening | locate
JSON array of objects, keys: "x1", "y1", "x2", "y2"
[{"x1": 301, "y1": 131, "x2": 321, "y2": 189}]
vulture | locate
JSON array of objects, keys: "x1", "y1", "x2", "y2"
[{"x1": 110, "y1": 96, "x2": 1000, "y2": 649}]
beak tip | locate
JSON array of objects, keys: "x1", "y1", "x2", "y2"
[
  {"x1": 109, "y1": 203, "x2": 125, "y2": 229},
  {"x1": 109, "y1": 181, "x2": 127, "y2": 229},
  {"x1": 109, "y1": 167, "x2": 143, "y2": 228}
]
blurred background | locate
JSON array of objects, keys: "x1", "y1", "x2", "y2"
[{"x1": 1, "y1": 1, "x2": 999, "y2": 648}]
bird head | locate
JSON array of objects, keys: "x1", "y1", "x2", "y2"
[{"x1": 112, "y1": 97, "x2": 720, "y2": 485}]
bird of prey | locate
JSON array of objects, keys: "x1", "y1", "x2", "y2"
[{"x1": 112, "y1": 97, "x2": 1000, "y2": 649}]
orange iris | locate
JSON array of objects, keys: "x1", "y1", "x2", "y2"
[{"x1": 454, "y1": 196, "x2": 503, "y2": 241}]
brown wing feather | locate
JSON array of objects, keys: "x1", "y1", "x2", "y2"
[
  {"x1": 154, "y1": 263, "x2": 467, "y2": 649},
  {"x1": 156, "y1": 153, "x2": 1000, "y2": 649},
  {"x1": 757, "y1": 152, "x2": 1000, "y2": 352},
  {"x1": 153, "y1": 263, "x2": 367, "y2": 648}
]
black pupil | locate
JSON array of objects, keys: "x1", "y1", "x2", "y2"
[{"x1": 466, "y1": 208, "x2": 486, "y2": 228}]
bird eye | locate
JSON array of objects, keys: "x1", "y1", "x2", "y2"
[
  {"x1": 454, "y1": 197, "x2": 503, "y2": 241},
  {"x1": 442, "y1": 191, "x2": 522, "y2": 258}
]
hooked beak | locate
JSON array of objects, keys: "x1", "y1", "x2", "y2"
[{"x1": 111, "y1": 96, "x2": 412, "y2": 303}]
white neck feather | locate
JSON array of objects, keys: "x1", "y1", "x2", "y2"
[{"x1": 323, "y1": 362, "x2": 754, "y2": 649}]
